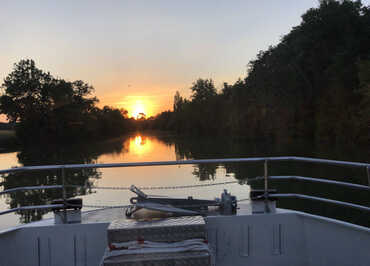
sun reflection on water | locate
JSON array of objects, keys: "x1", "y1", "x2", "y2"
[
  {"x1": 130, "y1": 135, "x2": 152, "y2": 156},
  {"x1": 134, "y1": 135, "x2": 143, "y2": 146}
]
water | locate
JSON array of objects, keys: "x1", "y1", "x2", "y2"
[{"x1": 0, "y1": 132, "x2": 369, "y2": 230}]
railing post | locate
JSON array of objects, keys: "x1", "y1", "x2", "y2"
[
  {"x1": 264, "y1": 160, "x2": 270, "y2": 213},
  {"x1": 61, "y1": 167, "x2": 67, "y2": 224}
]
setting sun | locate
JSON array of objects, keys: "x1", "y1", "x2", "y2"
[
  {"x1": 117, "y1": 96, "x2": 156, "y2": 119},
  {"x1": 131, "y1": 100, "x2": 146, "y2": 119}
]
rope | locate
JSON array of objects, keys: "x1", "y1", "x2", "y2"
[{"x1": 90, "y1": 181, "x2": 239, "y2": 190}]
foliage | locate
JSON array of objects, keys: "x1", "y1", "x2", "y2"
[
  {"x1": 0, "y1": 59, "x2": 130, "y2": 144},
  {"x1": 151, "y1": 0, "x2": 370, "y2": 145},
  {"x1": 190, "y1": 79, "x2": 217, "y2": 103}
]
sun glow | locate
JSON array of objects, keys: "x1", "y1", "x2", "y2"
[
  {"x1": 131, "y1": 100, "x2": 146, "y2": 119},
  {"x1": 116, "y1": 96, "x2": 157, "y2": 119}
]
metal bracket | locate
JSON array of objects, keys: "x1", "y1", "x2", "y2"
[{"x1": 130, "y1": 185, "x2": 148, "y2": 198}]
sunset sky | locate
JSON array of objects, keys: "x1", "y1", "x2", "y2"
[{"x1": 2, "y1": 0, "x2": 363, "y2": 118}]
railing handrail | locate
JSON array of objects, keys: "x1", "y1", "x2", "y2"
[
  {"x1": 0, "y1": 157, "x2": 369, "y2": 217},
  {"x1": 0, "y1": 204, "x2": 64, "y2": 216},
  {"x1": 0, "y1": 156, "x2": 369, "y2": 175},
  {"x1": 269, "y1": 194, "x2": 370, "y2": 212},
  {"x1": 248, "y1": 175, "x2": 370, "y2": 190},
  {"x1": 0, "y1": 185, "x2": 64, "y2": 196}
]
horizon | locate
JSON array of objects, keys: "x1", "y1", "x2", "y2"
[{"x1": 1, "y1": 0, "x2": 368, "y2": 120}]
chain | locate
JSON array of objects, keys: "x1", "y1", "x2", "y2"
[
  {"x1": 90, "y1": 181, "x2": 239, "y2": 190},
  {"x1": 83, "y1": 181, "x2": 247, "y2": 209},
  {"x1": 237, "y1": 198, "x2": 250, "y2": 202},
  {"x1": 83, "y1": 198, "x2": 250, "y2": 210},
  {"x1": 83, "y1": 204, "x2": 130, "y2": 209}
]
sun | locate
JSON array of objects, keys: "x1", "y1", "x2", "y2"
[
  {"x1": 116, "y1": 96, "x2": 155, "y2": 119},
  {"x1": 131, "y1": 100, "x2": 146, "y2": 119}
]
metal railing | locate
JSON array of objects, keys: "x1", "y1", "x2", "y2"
[
  {"x1": 0, "y1": 156, "x2": 369, "y2": 216},
  {"x1": 247, "y1": 176, "x2": 370, "y2": 190},
  {"x1": 0, "y1": 156, "x2": 369, "y2": 174}
]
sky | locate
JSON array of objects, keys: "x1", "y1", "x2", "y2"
[{"x1": 1, "y1": 0, "x2": 363, "y2": 118}]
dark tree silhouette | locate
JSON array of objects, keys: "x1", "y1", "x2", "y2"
[
  {"x1": 151, "y1": 0, "x2": 370, "y2": 145},
  {"x1": 0, "y1": 59, "x2": 131, "y2": 144}
]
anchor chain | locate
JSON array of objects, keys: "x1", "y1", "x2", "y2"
[
  {"x1": 83, "y1": 204, "x2": 131, "y2": 209},
  {"x1": 90, "y1": 181, "x2": 240, "y2": 190},
  {"x1": 82, "y1": 198, "x2": 250, "y2": 209},
  {"x1": 82, "y1": 181, "x2": 246, "y2": 209}
]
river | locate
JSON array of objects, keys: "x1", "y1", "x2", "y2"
[{"x1": 0, "y1": 132, "x2": 369, "y2": 230}]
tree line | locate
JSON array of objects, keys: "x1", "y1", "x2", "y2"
[
  {"x1": 0, "y1": 59, "x2": 141, "y2": 145},
  {"x1": 151, "y1": 0, "x2": 370, "y2": 145}
]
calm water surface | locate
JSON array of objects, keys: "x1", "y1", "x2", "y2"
[{"x1": 0, "y1": 132, "x2": 369, "y2": 230}]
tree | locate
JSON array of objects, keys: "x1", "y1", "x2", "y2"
[
  {"x1": 190, "y1": 79, "x2": 217, "y2": 103},
  {"x1": 137, "y1": 112, "x2": 146, "y2": 120},
  {"x1": 173, "y1": 91, "x2": 184, "y2": 113},
  {"x1": 0, "y1": 59, "x2": 53, "y2": 123},
  {"x1": 155, "y1": 0, "x2": 369, "y2": 144},
  {"x1": 0, "y1": 59, "x2": 128, "y2": 144}
]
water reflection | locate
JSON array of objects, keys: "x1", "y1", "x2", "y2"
[
  {"x1": 0, "y1": 139, "x2": 126, "y2": 223},
  {"x1": 0, "y1": 132, "x2": 369, "y2": 228},
  {"x1": 163, "y1": 135, "x2": 369, "y2": 226},
  {"x1": 131, "y1": 135, "x2": 151, "y2": 156},
  {"x1": 192, "y1": 165, "x2": 217, "y2": 181},
  {"x1": 135, "y1": 135, "x2": 143, "y2": 146}
]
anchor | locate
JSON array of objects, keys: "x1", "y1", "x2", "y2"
[{"x1": 126, "y1": 185, "x2": 237, "y2": 217}]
